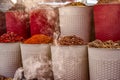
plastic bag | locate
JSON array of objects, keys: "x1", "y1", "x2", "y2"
[
  {"x1": 30, "y1": 5, "x2": 59, "y2": 37},
  {"x1": 20, "y1": 44, "x2": 53, "y2": 80},
  {"x1": 6, "y1": 4, "x2": 30, "y2": 39},
  {"x1": 13, "y1": 67, "x2": 25, "y2": 80},
  {"x1": 0, "y1": 0, "x2": 13, "y2": 12}
]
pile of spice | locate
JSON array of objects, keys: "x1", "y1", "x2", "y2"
[
  {"x1": 88, "y1": 40, "x2": 120, "y2": 49},
  {"x1": 0, "y1": 32, "x2": 24, "y2": 43},
  {"x1": 97, "y1": 0, "x2": 120, "y2": 4},
  {"x1": 58, "y1": 35, "x2": 86, "y2": 45},
  {"x1": 9, "y1": 4, "x2": 26, "y2": 11},
  {"x1": 0, "y1": 75, "x2": 12, "y2": 80},
  {"x1": 24, "y1": 34, "x2": 52, "y2": 44},
  {"x1": 6, "y1": 3, "x2": 30, "y2": 39},
  {"x1": 66, "y1": 2, "x2": 86, "y2": 6}
]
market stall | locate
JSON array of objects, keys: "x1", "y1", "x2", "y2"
[{"x1": 0, "y1": 0, "x2": 120, "y2": 80}]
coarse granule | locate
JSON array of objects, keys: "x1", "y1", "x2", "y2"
[
  {"x1": 0, "y1": 75, "x2": 12, "y2": 80},
  {"x1": 66, "y1": 2, "x2": 86, "y2": 6},
  {"x1": 0, "y1": 32, "x2": 24, "y2": 43},
  {"x1": 98, "y1": 0, "x2": 120, "y2": 4},
  {"x1": 88, "y1": 39, "x2": 120, "y2": 49},
  {"x1": 58, "y1": 35, "x2": 86, "y2": 45}
]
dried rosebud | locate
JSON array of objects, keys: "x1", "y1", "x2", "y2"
[{"x1": 0, "y1": 32, "x2": 24, "y2": 43}]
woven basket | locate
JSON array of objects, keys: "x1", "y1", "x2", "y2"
[
  {"x1": 59, "y1": 6, "x2": 93, "y2": 42},
  {"x1": 88, "y1": 47, "x2": 120, "y2": 80},
  {"x1": 51, "y1": 45, "x2": 89, "y2": 80},
  {"x1": 0, "y1": 43, "x2": 21, "y2": 77},
  {"x1": 20, "y1": 44, "x2": 51, "y2": 79}
]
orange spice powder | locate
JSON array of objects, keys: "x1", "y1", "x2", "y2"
[{"x1": 24, "y1": 34, "x2": 52, "y2": 44}]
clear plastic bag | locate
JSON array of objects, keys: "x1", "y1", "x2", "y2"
[
  {"x1": 20, "y1": 44, "x2": 53, "y2": 80},
  {"x1": 0, "y1": 0, "x2": 13, "y2": 12},
  {"x1": 6, "y1": 3, "x2": 30, "y2": 39},
  {"x1": 30, "y1": 5, "x2": 59, "y2": 37}
]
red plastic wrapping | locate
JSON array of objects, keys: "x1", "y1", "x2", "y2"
[
  {"x1": 0, "y1": 11, "x2": 6, "y2": 36},
  {"x1": 94, "y1": 4, "x2": 120, "y2": 41},
  {"x1": 30, "y1": 5, "x2": 58, "y2": 37},
  {"x1": 6, "y1": 11, "x2": 30, "y2": 39}
]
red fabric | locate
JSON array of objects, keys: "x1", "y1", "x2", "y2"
[
  {"x1": 30, "y1": 9, "x2": 54, "y2": 37},
  {"x1": 6, "y1": 11, "x2": 30, "y2": 39},
  {"x1": 94, "y1": 4, "x2": 120, "y2": 41}
]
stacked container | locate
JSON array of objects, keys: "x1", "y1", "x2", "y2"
[
  {"x1": 88, "y1": 3, "x2": 120, "y2": 80},
  {"x1": 0, "y1": 43, "x2": 21, "y2": 77},
  {"x1": 51, "y1": 45, "x2": 89, "y2": 80},
  {"x1": 59, "y1": 6, "x2": 93, "y2": 42},
  {"x1": 88, "y1": 47, "x2": 120, "y2": 80}
]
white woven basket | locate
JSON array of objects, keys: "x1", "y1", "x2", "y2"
[
  {"x1": 0, "y1": 43, "x2": 21, "y2": 78},
  {"x1": 51, "y1": 45, "x2": 89, "y2": 80},
  {"x1": 88, "y1": 48, "x2": 120, "y2": 80},
  {"x1": 20, "y1": 44, "x2": 51, "y2": 79},
  {"x1": 59, "y1": 6, "x2": 93, "y2": 42}
]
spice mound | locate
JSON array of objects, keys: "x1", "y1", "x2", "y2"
[
  {"x1": 58, "y1": 35, "x2": 86, "y2": 45},
  {"x1": 24, "y1": 34, "x2": 52, "y2": 44},
  {"x1": 89, "y1": 40, "x2": 120, "y2": 49},
  {"x1": 0, "y1": 32, "x2": 24, "y2": 43},
  {"x1": 66, "y1": 2, "x2": 86, "y2": 6},
  {"x1": 0, "y1": 75, "x2": 12, "y2": 80},
  {"x1": 97, "y1": 0, "x2": 120, "y2": 4}
]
